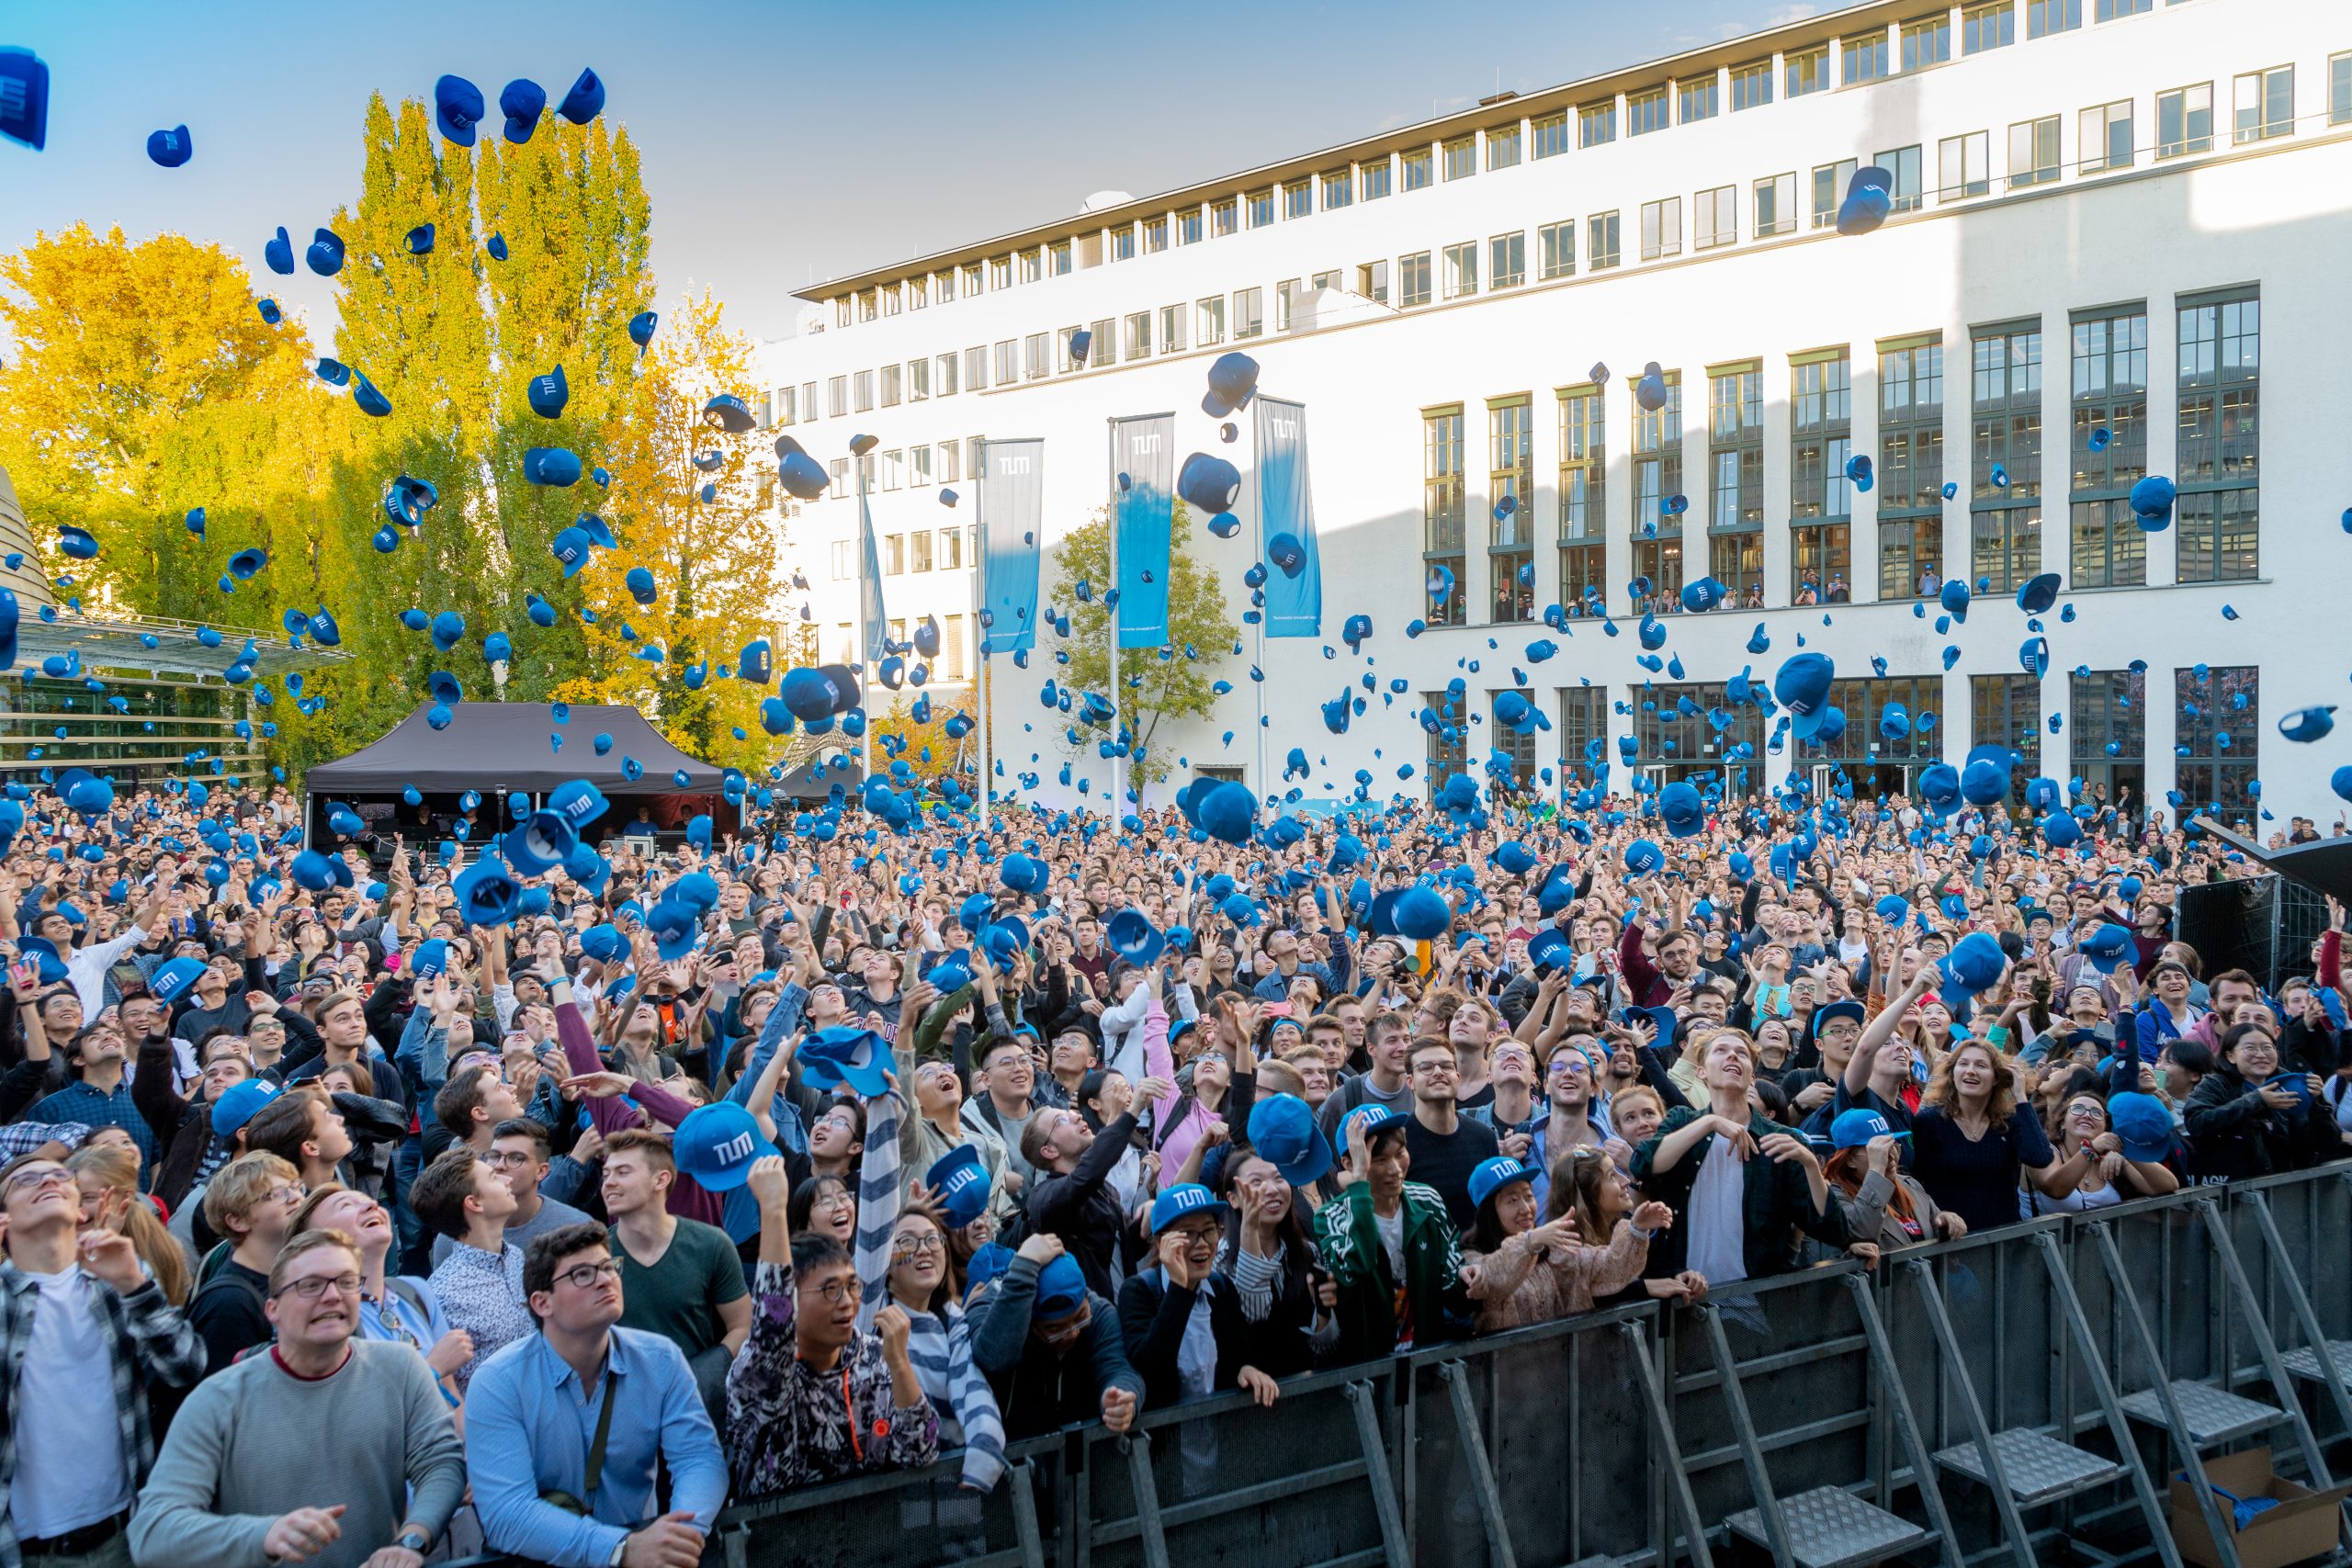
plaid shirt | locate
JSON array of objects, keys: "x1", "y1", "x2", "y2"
[{"x1": 0, "y1": 1263, "x2": 206, "y2": 1568}]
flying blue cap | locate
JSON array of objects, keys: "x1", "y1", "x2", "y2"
[
  {"x1": 628, "y1": 310, "x2": 658, "y2": 351},
  {"x1": 800, "y1": 1026, "x2": 893, "y2": 1098},
  {"x1": 927, "y1": 1145, "x2": 993, "y2": 1229},
  {"x1": 556, "y1": 68, "x2": 605, "y2": 126},
  {"x1": 148, "y1": 955, "x2": 207, "y2": 1005},
  {"x1": 703, "y1": 394, "x2": 755, "y2": 434},
  {"x1": 550, "y1": 526, "x2": 594, "y2": 576},
  {"x1": 1148, "y1": 1182, "x2": 1229, "y2": 1236},
  {"x1": 673, "y1": 1101, "x2": 778, "y2": 1191},
  {"x1": 1658, "y1": 782, "x2": 1705, "y2": 839},
  {"x1": 1201, "y1": 351, "x2": 1260, "y2": 418},
  {"x1": 1939, "y1": 931, "x2": 2007, "y2": 1010},
  {"x1": 999, "y1": 852, "x2": 1048, "y2": 894},
  {"x1": 306, "y1": 228, "x2": 345, "y2": 276},
  {"x1": 1247, "y1": 1095, "x2": 1333, "y2": 1186},
  {"x1": 2080, "y1": 922, "x2": 2136, "y2": 975},
  {"x1": 523, "y1": 447, "x2": 583, "y2": 487},
  {"x1": 434, "y1": 75, "x2": 485, "y2": 144},
  {"x1": 1177, "y1": 452, "x2": 1242, "y2": 514},
  {"x1": 499, "y1": 78, "x2": 547, "y2": 142},
  {"x1": 410, "y1": 937, "x2": 450, "y2": 978},
  {"x1": 527, "y1": 365, "x2": 569, "y2": 420},
  {"x1": 0, "y1": 50, "x2": 49, "y2": 152},
  {"x1": 1837, "y1": 165, "x2": 1894, "y2": 235},
  {"x1": 2016, "y1": 572, "x2": 2061, "y2": 615},
  {"x1": 1467, "y1": 1157, "x2": 1534, "y2": 1212},
  {"x1": 1103, "y1": 908, "x2": 1164, "y2": 964},
  {"x1": 1774, "y1": 652, "x2": 1836, "y2": 738},
  {"x1": 146, "y1": 124, "x2": 192, "y2": 167}
]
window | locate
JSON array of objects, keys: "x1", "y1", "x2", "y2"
[
  {"x1": 858, "y1": 290, "x2": 878, "y2": 323},
  {"x1": 960, "y1": 263, "x2": 983, "y2": 298},
  {"x1": 990, "y1": 255, "x2": 1012, "y2": 288},
  {"x1": 911, "y1": 446, "x2": 933, "y2": 487},
  {"x1": 775, "y1": 385, "x2": 797, "y2": 425},
  {"x1": 1441, "y1": 243, "x2": 1477, "y2": 299},
  {"x1": 2072, "y1": 100, "x2": 2131, "y2": 177},
  {"x1": 1443, "y1": 138, "x2": 1476, "y2": 180},
  {"x1": 883, "y1": 533, "x2": 905, "y2": 573},
  {"x1": 1402, "y1": 148, "x2": 1434, "y2": 190},
  {"x1": 828, "y1": 459, "x2": 849, "y2": 501},
  {"x1": 1558, "y1": 689, "x2": 1606, "y2": 785},
  {"x1": 1902, "y1": 15, "x2": 1951, "y2": 71},
  {"x1": 1423, "y1": 406, "x2": 1467, "y2": 626},
  {"x1": 1845, "y1": 30, "x2": 1891, "y2": 85},
  {"x1": 1633, "y1": 371, "x2": 1683, "y2": 610},
  {"x1": 830, "y1": 540, "x2": 854, "y2": 580},
  {"x1": 1322, "y1": 168, "x2": 1352, "y2": 210},
  {"x1": 1878, "y1": 339, "x2": 1943, "y2": 598},
  {"x1": 879, "y1": 364, "x2": 902, "y2": 407},
  {"x1": 1971, "y1": 322, "x2": 2043, "y2": 592},
  {"x1": 1196, "y1": 295, "x2": 1226, "y2": 347},
  {"x1": 1211, "y1": 197, "x2": 1238, "y2": 237},
  {"x1": 1786, "y1": 45, "x2": 1829, "y2": 98},
  {"x1": 835, "y1": 297, "x2": 853, "y2": 329},
  {"x1": 2095, "y1": 0, "x2": 2150, "y2": 16},
  {"x1": 1797, "y1": 675, "x2": 1940, "y2": 770},
  {"x1": 1247, "y1": 187, "x2": 1274, "y2": 228},
  {"x1": 1589, "y1": 211, "x2": 1621, "y2": 270},
  {"x1": 1707, "y1": 365, "x2": 1764, "y2": 602},
  {"x1": 940, "y1": 525, "x2": 962, "y2": 568},
  {"x1": 2065, "y1": 668, "x2": 2142, "y2": 802},
  {"x1": 1488, "y1": 694, "x2": 1537, "y2": 789},
  {"x1": 1755, "y1": 173, "x2": 1796, "y2": 237},
  {"x1": 2177, "y1": 290, "x2": 2260, "y2": 582},
  {"x1": 1964, "y1": 2, "x2": 2014, "y2": 52},
  {"x1": 1490, "y1": 231, "x2": 1525, "y2": 288},
  {"x1": 1627, "y1": 87, "x2": 1668, "y2": 136},
  {"x1": 854, "y1": 370, "x2": 875, "y2": 412},
  {"x1": 1275, "y1": 278, "x2": 1299, "y2": 329},
  {"x1": 1934, "y1": 131, "x2": 1990, "y2": 203},
  {"x1": 1175, "y1": 210, "x2": 1201, "y2": 246},
  {"x1": 1579, "y1": 102, "x2": 1616, "y2": 148},
  {"x1": 1123, "y1": 312, "x2": 1148, "y2": 363},
  {"x1": 1275, "y1": 182, "x2": 1306, "y2": 221},
  {"x1": 2008, "y1": 117, "x2": 2059, "y2": 188},
  {"x1": 880, "y1": 284, "x2": 902, "y2": 317},
  {"x1": 1679, "y1": 76, "x2": 1718, "y2": 123},
  {"x1": 2068, "y1": 308, "x2": 2149, "y2": 588},
  {"x1": 991, "y1": 341, "x2": 1017, "y2": 386},
  {"x1": 1156, "y1": 305, "x2": 1185, "y2": 356},
  {"x1": 1358, "y1": 259, "x2": 1390, "y2": 303},
  {"x1": 1636, "y1": 682, "x2": 1765, "y2": 767},
  {"x1": 1811, "y1": 159, "x2": 1857, "y2": 229},
  {"x1": 1144, "y1": 217, "x2": 1169, "y2": 252},
  {"x1": 1363, "y1": 157, "x2": 1392, "y2": 199},
  {"x1": 1532, "y1": 111, "x2": 1570, "y2": 158},
  {"x1": 961, "y1": 347, "x2": 986, "y2": 393},
  {"x1": 1399, "y1": 252, "x2": 1432, "y2": 307},
  {"x1": 1014, "y1": 250, "x2": 1039, "y2": 285},
  {"x1": 1732, "y1": 61, "x2": 1773, "y2": 112},
  {"x1": 1792, "y1": 351, "x2": 1854, "y2": 601},
  {"x1": 1559, "y1": 386, "x2": 1605, "y2": 611},
  {"x1": 1024, "y1": 332, "x2": 1051, "y2": 379},
  {"x1": 1422, "y1": 687, "x2": 1468, "y2": 793},
  {"x1": 2333, "y1": 51, "x2": 2352, "y2": 126},
  {"x1": 1876, "y1": 144, "x2": 1923, "y2": 213},
  {"x1": 909, "y1": 359, "x2": 929, "y2": 401},
  {"x1": 1973, "y1": 674, "x2": 2045, "y2": 794},
  {"x1": 1487, "y1": 124, "x2": 1521, "y2": 169},
  {"x1": 1112, "y1": 225, "x2": 1136, "y2": 263},
  {"x1": 2175, "y1": 666, "x2": 2258, "y2": 820},
  {"x1": 939, "y1": 440, "x2": 960, "y2": 485},
  {"x1": 826, "y1": 376, "x2": 847, "y2": 418},
  {"x1": 2234, "y1": 66, "x2": 2294, "y2": 143},
  {"x1": 1694, "y1": 186, "x2": 1736, "y2": 249},
  {"x1": 1639, "y1": 197, "x2": 1681, "y2": 261},
  {"x1": 1234, "y1": 288, "x2": 1264, "y2": 339},
  {"x1": 1489, "y1": 398, "x2": 1534, "y2": 622},
  {"x1": 1538, "y1": 220, "x2": 1576, "y2": 279},
  {"x1": 2027, "y1": 0, "x2": 2079, "y2": 37},
  {"x1": 2158, "y1": 83, "x2": 2213, "y2": 157}
]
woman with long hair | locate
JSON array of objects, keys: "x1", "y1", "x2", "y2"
[
  {"x1": 2026, "y1": 1091, "x2": 2179, "y2": 1214},
  {"x1": 1819, "y1": 1117, "x2": 1962, "y2": 1249},
  {"x1": 1909, "y1": 1039, "x2": 2087, "y2": 1235},
  {"x1": 1606, "y1": 1084, "x2": 1669, "y2": 1172},
  {"x1": 1552, "y1": 1145, "x2": 1705, "y2": 1308},
  {"x1": 2183, "y1": 1021, "x2": 2344, "y2": 1179},
  {"x1": 856, "y1": 1189, "x2": 1008, "y2": 1495},
  {"x1": 1213, "y1": 1148, "x2": 1334, "y2": 1375},
  {"x1": 1463, "y1": 1156, "x2": 1664, "y2": 1331},
  {"x1": 69, "y1": 1143, "x2": 189, "y2": 1305}
]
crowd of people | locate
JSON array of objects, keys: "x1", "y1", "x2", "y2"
[{"x1": 1, "y1": 761, "x2": 2347, "y2": 1568}]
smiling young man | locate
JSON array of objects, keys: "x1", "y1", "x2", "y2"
[
  {"x1": 413, "y1": 1146, "x2": 532, "y2": 1392},
  {"x1": 187, "y1": 1151, "x2": 307, "y2": 1374},
  {"x1": 599, "y1": 1130, "x2": 748, "y2": 1427},
  {"x1": 131, "y1": 1229, "x2": 465, "y2": 1568}
]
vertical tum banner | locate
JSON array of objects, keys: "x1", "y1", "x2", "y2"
[
  {"x1": 1112, "y1": 414, "x2": 1172, "y2": 649},
  {"x1": 857, "y1": 475, "x2": 888, "y2": 665},
  {"x1": 978, "y1": 439, "x2": 1043, "y2": 653},
  {"x1": 1255, "y1": 397, "x2": 1321, "y2": 638}
]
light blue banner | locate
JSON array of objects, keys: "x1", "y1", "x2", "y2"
[
  {"x1": 858, "y1": 474, "x2": 888, "y2": 664},
  {"x1": 978, "y1": 438, "x2": 1043, "y2": 654},
  {"x1": 1255, "y1": 397, "x2": 1321, "y2": 639},
  {"x1": 1111, "y1": 414, "x2": 1172, "y2": 649}
]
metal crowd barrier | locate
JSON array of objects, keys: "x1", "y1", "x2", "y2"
[{"x1": 447, "y1": 1162, "x2": 2352, "y2": 1568}]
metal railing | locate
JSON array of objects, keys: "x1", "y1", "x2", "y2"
[{"x1": 451, "y1": 1162, "x2": 2352, "y2": 1568}]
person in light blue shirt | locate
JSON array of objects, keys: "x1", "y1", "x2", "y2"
[{"x1": 465, "y1": 1222, "x2": 727, "y2": 1568}]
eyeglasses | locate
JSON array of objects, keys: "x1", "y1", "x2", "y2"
[
  {"x1": 483, "y1": 1150, "x2": 539, "y2": 1168},
  {"x1": 1412, "y1": 1060, "x2": 1460, "y2": 1077},
  {"x1": 890, "y1": 1233, "x2": 944, "y2": 1258},
  {"x1": 276, "y1": 1271, "x2": 362, "y2": 1303},
  {"x1": 803, "y1": 1276, "x2": 864, "y2": 1306},
  {"x1": 555, "y1": 1259, "x2": 623, "y2": 1290},
  {"x1": 269, "y1": 1182, "x2": 310, "y2": 1205},
  {"x1": 4, "y1": 1167, "x2": 72, "y2": 1198},
  {"x1": 813, "y1": 1190, "x2": 856, "y2": 1212}
]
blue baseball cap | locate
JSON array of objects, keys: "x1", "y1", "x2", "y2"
[
  {"x1": 148, "y1": 956, "x2": 206, "y2": 1005},
  {"x1": 212, "y1": 1078, "x2": 282, "y2": 1138},
  {"x1": 1149, "y1": 1182, "x2": 1229, "y2": 1236},
  {"x1": 409, "y1": 938, "x2": 449, "y2": 978},
  {"x1": 799, "y1": 1027, "x2": 892, "y2": 1098},
  {"x1": 927, "y1": 1145, "x2": 992, "y2": 1230},
  {"x1": 673, "y1": 1102, "x2": 777, "y2": 1191},
  {"x1": 1247, "y1": 1094, "x2": 1333, "y2": 1186},
  {"x1": 1467, "y1": 1156, "x2": 1533, "y2": 1213},
  {"x1": 1828, "y1": 1109, "x2": 1907, "y2": 1149},
  {"x1": 1034, "y1": 1255, "x2": 1088, "y2": 1317},
  {"x1": 2108, "y1": 1092, "x2": 2174, "y2": 1163},
  {"x1": 1343, "y1": 1103, "x2": 1408, "y2": 1145}
]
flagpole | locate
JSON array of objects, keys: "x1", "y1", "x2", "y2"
[
  {"x1": 1251, "y1": 400, "x2": 1267, "y2": 801},
  {"x1": 854, "y1": 458, "x2": 872, "y2": 788},
  {"x1": 1105, "y1": 417, "x2": 1122, "y2": 816},
  {"x1": 974, "y1": 444, "x2": 991, "y2": 835}
]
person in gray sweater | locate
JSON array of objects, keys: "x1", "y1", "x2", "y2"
[{"x1": 130, "y1": 1229, "x2": 465, "y2": 1568}]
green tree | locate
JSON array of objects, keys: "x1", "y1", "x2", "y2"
[{"x1": 1044, "y1": 500, "x2": 1235, "y2": 788}]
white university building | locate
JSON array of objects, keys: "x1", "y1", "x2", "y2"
[{"x1": 751, "y1": 0, "x2": 2352, "y2": 830}]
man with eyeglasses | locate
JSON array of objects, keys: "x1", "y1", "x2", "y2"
[
  {"x1": 466, "y1": 1223, "x2": 725, "y2": 1568},
  {"x1": 187, "y1": 1151, "x2": 307, "y2": 1376},
  {"x1": 1401, "y1": 1036, "x2": 1500, "y2": 1227},
  {"x1": 0, "y1": 1151, "x2": 203, "y2": 1568}
]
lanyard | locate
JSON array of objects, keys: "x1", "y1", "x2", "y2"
[{"x1": 841, "y1": 1364, "x2": 863, "y2": 1462}]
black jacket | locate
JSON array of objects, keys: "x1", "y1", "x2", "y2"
[
  {"x1": 2182, "y1": 1066, "x2": 2344, "y2": 1181},
  {"x1": 1026, "y1": 1111, "x2": 1139, "y2": 1301},
  {"x1": 969, "y1": 1255, "x2": 1144, "y2": 1440},
  {"x1": 1115, "y1": 1269, "x2": 1254, "y2": 1410},
  {"x1": 1213, "y1": 1234, "x2": 1323, "y2": 1380}
]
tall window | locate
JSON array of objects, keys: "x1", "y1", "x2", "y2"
[
  {"x1": 1089, "y1": 318, "x2": 1114, "y2": 370},
  {"x1": 827, "y1": 375, "x2": 847, "y2": 418},
  {"x1": 991, "y1": 341, "x2": 1017, "y2": 386},
  {"x1": 1211, "y1": 197, "x2": 1237, "y2": 236},
  {"x1": 1876, "y1": 144, "x2": 1924, "y2": 213},
  {"x1": 2081, "y1": 100, "x2": 2134, "y2": 173},
  {"x1": 2333, "y1": 51, "x2": 2352, "y2": 125},
  {"x1": 1973, "y1": 674, "x2": 2044, "y2": 795},
  {"x1": 1812, "y1": 159, "x2": 1857, "y2": 229},
  {"x1": 1019, "y1": 250, "x2": 1042, "y2": 284},
  {"x1": 1708, "y1": 366, "x2": 1764, "y2": 603},
  {"x1": 1797, "y1": 675, "x2": 1941, "y2": 775},
  {"x1": 962, "y1": 347, "x2": 986, "y2": 391},
  {"x1": 1694, "y1": 186, "x2": 1736, "y2": 249},
  {"x1": 1589, "y1": 211, "x2": 1622, "y2": 270},
  {"x1": 1489, "y1": 694, "x2": 1537, "y2": 789},
  {"x1": 1112, "y1": 226, "x2": 1136, "y2": 263},
  {"x1": 1635, "y1": 682, "x2": 1764, "y2": 771},
  {"x1": 1363, "y1": 158, "x2": 1392, "y2": 199},
  {"x1": 1196, "y1": 295, "x2": 1226, "y2": 347},
  {"x1": 1357, "y1": 260, "x2": 1389, "y2": 303},
  {"x1": 2028, "y1": 0, "x2": 2080, "y2": 37},
  {"x1": 1559, "y1": 689, "x2": 1606, "y2": 784},
  {"x1": 2008, "y1": 116, "x2": 2060, "y2": 187},
  {"x1": 1628, "y1": 88, "x2": 1668, "y2": 136},
  {"x1": 1901, "y1": 15, "x2": 1951, "y2": 71},
  {"x1": 991, "y1": 255, "x2": 1013, "y2": 288},
  {"x1": 1971, "y1": 323, "x2": 2043, "y2": 592},
  {"x1": 1486, "y1": 124, "x2": 1521, "y2": 169},
  {"x1": 1490, "y1": 231, "x2": 1525, "y2": 288},
  {"x1": 1792, "y1": 351, "x2": 1854, "y2": 602},
  {"x1": 1322, "y1": 168, "x2": 1353, "y2": 210},
  {"x1": 1402, "y1": 148, "x2": 1434, "y2": 190},
  {"x1": 1538, "y1": 220, "x2": 1575, "y2": 280},
  {"x1": 2068, "y1": 308, "x2": 2149, "y2": 588},
  {"x1": 1732, "y1": 61, "x2": 1773, "y2": 111},
  {"x1": 2177, "y1": 291, "x2": 2260, "y2": 582},
  {"x1": 1424, "y1": 407, "x2": 1467, "y2": 626},
  {"x1": 908, "y1": 359, "x2": 928, "y2": 400},
  {"x1": 1442, "y1": 242, "x2": 1478, "y2": 299},
  {"x1": 1234, "y1": 288, "x2": 1264, "y2": 339},
  {"x1": 2070, "y1": 670, "x2": 2145, "y2": 806},
  {"x1": 1679, "y1": 76, "x2": 1719, "y2": 123},
  {"x1": 1489, "y1": 398, "x2": 1534, "y2": 622},
  {"x1": 2174, "y1": 666, "x2": 2258, "y2": 820},
  {"x1": 961, "y1": 262, "x2": 983, "y2": 297},
  {"x1": 1532, "y1": 112, "x2": 1570, "y2": 159},
  {"x1": 1423, "y1": 688, "x2": 1468, "y2": 794},
  {"x1": 1786, "y1": 44, "x2": 1830, "y2": 98},
  {"x1": 1879, "y1": 339, "x2": 1944, "y2": 598},
  {"x1": 1639, "y1": 197, "x2": 1681, "y2": 261},
  {"x1": 1399, "y1": 253, "x2": 1432, "y2": 307},
  {"x1": 1155, "y1": 307, "x2": 1185, "y2": 356},
  {"x1": 1579, "y1": 101, "x2": 1616, "y2": 147},
  {"x1": 1633, "y1": 372, "x2": 1684, "y2": 610},
  {"x1": 1963, "y1": 2, "x2": 2014, "y2": 53},
  {"x1": 1276, "y1": 279, "x2": 1300, "y2": 331},
  {"x1": 1845, "y1": 30, "x2": 1891, "y2": 85},
  {"x1": 1443, "y1": 138, "x2": 1476, "y2": 180},
  {"x1": 1755, "y1": 173, "x2": 1797, "y2": 237},
  {"x1": 2158, "y1": 84, "x2": 2212, "y2": 156},
  {"x1": 1939, "y1": 131, "x2": 1991, "y2": 198},
  {"x1": 2233, "y1": 66, "x2": 2294, "y2": 143},
  {"x1": 911, "y1": 446, "x2": 932, "y2": 486},
  {"x1": 1123, "y1": 312, "x2": 1148, "y2": 363},
  {"x1": 1283, "y1": 182, "x2": 1311, "y2": 220},
  {"x1": 1174, "y1": 210, "x2": 1200, "y2": 246},
  {"x1": 1559, "y1": 388, "x2": 1605, "y2": 613},
  {"x1": 854, "y1": 369, "x2": 875, "y2": 412},
  {"x1": 1247, "y1": 188, "x2": 1274, "y2": 227},
  {"x1": 880, "y1": 364, "x2": 902, "y2": 406}
]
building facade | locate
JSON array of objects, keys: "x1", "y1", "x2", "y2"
[{"x1": 753, "y1": 0, "x2": 2350, "y2": 829}]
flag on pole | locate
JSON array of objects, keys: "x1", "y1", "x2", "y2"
[
  {"x1": 978, "y1": 439, "x2": 1043, "y2": 653},
  {"x1": 1256, "y1": 397, "x2": 1321, "y2": 638},
  {"x1": 1110, "y1": 414, "x2": 1173, "y2": 649},
  {"x1": 858, "y1": 472, "x2": 888, "y2": 665}
]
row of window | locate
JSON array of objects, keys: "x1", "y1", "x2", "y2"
[
  {"x1": 1418, "y1": 288, "x2": 2257, "y2": 627},
  {"x1": 1433, "y1": 665, "x2": 2258, "y2": 818},
  {"x1": 826, "y1": 8, "x2": 2340, "y2": 329},
  {"x1": 826, "y1": 525, "x2": 977, "y2": 581},
  {"x1": 820, "y1": 615, "x2": 974, "y2": 683}
]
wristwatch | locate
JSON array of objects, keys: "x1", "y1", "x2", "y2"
[
  {"x1": 396, "y1": 1529, "x2": 431, "y2": 1555},
  {"x1": 607, "y1": 1540, "x2": 628, "y2": 1568}
]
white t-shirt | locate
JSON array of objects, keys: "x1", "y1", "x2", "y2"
[
  {"x1": 1374, "y1": 1207, "x2": 1406, "y2": 1282},
  {"x1": 1686, "y1": 1136, "x2": 1749, "y2": 1287},
  {"x1": 10, "y1": 1269, "x2": 133, "y2": 1540}
]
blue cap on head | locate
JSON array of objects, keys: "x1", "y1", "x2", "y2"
[
  {"x1": 1148, "y1": 1182, "x2": 1228, "y2": 1237},
  {"x1": 1467, "y1": 1156, "x2": 1533, "y2": 1213},
  {"x1": 1033, "y1": 1255, "x2": 1089, "y2": 1317},
  {"x1": 1829, "y1": 1109, "x2": 1907, "y2": 1149},
  {"x1": 211, "y1": 1079, "x2": 282, "y2": 1137}
]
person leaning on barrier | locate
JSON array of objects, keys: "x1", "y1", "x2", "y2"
[
  {"x1": 968, "y1": 1232, "x2": 1142, "y2": 1440},
  {"x1": 1460, "y1": 1155, "x2": 1663, "y2": 1333},
  {"x1": 1818, "y1": 1111, "x2": 1963, "y2": 1250},
  {"x1": 2182, "y1": 1020, "x2": 2345, "y2": 1181},
  {"x1": 1116, "y1": 1184, "x2": 1282, "y2": 1411},
  {"x1": 1311, "y1": 1104, "x2": 1469, "y2": 1364}
]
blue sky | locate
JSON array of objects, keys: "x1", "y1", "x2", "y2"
[{"x1": 0, "y1": 0, "x2": 1821, "y2": 343}]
